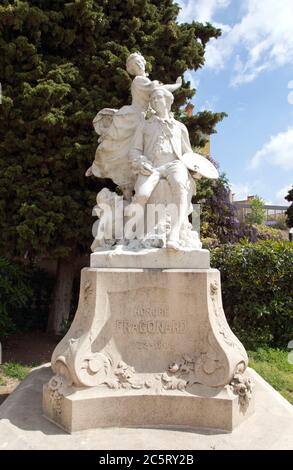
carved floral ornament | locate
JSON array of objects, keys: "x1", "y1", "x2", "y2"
[
  {"x1": 49, "y1": 354, "x2": 253, "y2": 413},
  {"x1": 230, "y1": 373, "x2": 254, "y2": 408},
  {"x1": 48, "y1": 375, "x2": 66, "y2": 415},
  {"x1": 210, "y1": 280, "x2": 219, "y2": 296},
  {"x1": 229, "y1": 361, "x2": 254, "y2": 408}
]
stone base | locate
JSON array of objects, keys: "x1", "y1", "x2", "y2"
[
  {"x1": 90, "y1": 247, "x2": 210, "y2": 269},
  {"x1": 43, "y1": 267, "x2": 254, "y2": 433},
  {"x1": 43, "y1": 378, "x2": 254, "y2": 433},
  {"x1": 2, "y1": 365, "x2": 293, "y2": 449}
]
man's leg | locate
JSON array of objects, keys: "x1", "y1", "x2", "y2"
[
  {"x1": 125, "y1": 170, "x2": 160, "y2": 241},
  {"x1": 166, "y1": 161, "x2": 190, "y2": 248},
  {"x1": 132, "y1": 171, "x2": 160, "y2": 205}
]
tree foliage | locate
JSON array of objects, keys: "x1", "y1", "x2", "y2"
[
  {"x1": 245, "y1": 196, "x2": 266, "y2": 225},
  {"x1": 0, "y1": 257, "x2": 54, "y2": 337},
  {"x1": 194, "y1": 173, "x2": 257, "y2": 245},
  {"x1": 211, "y1": 241, "x2": 293, "y2": 348},
  {"x1": 181, "y1": 110, "x2": 227, "y2": 147},
  {"x1": 0, "y1": 0, "x2": 225, "y2": 260},
  {"x1": 285, "y1": 186, "x2": 293, "y2": 228}
]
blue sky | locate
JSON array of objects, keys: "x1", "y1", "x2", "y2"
[{"x1": 178, "y1": 0, "x2": 293, "y2": 204}]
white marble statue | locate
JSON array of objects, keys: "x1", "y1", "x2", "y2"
[
  {"x1": 88, "y1": 52, "x2": 219, "y2": 251},
  {"x1": 86, "y1": 52, "x2": 182, "y2": 201},
  {"x1": 44, "y1": 55, "x2": 253, "y2": 433},
  {"x1": 130, "y1": 86, "x2": 200, "y2": 250}
]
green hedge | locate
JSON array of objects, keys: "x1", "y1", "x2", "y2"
[
  {"x1": 0, "y1": 258, "x2": 54, "y2": 337},
  {"x1": 1, "y1": 242, "x2": 292, "y2": 348},
  {"x1": 253, "y1": 224, "x2": 288, "y2": 241},
  {"x1": 211, "y1": 241, "x2": 293, "y2": 348}
]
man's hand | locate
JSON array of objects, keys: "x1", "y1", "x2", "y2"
[
  {"x1": 131, "y1": 157, "x2": 153, "y2": 176},
  {"x1": 140, "y1": 162, "x2": 153, "y2": 176}
]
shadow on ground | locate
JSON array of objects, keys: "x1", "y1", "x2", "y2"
[{"x1": 0, "y1": 365, "x2": 67, "y2": 436}]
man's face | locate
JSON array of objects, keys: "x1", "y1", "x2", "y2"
[{"x1": 151, "y1": 91, "x2": 167, "y2": 115}]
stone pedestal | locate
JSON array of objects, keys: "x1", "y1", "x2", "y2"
[
  {"x1": 43, "y1": 259, "x2": 254, "y2": 433},
  {"x1": 90, "y1": 248, "x2": 210, "y2": 269}
]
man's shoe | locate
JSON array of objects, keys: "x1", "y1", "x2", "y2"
[{"x1": 166, "y1": 239, "x2": 180, "y2": 250}]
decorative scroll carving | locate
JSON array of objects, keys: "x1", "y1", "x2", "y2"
[{"x1": 210, "y1": 280, "x2": 248, "y2": 360}]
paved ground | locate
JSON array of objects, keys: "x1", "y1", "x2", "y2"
[{"x1": 0, "y1": 365, "x2": 292, "y2": 450}]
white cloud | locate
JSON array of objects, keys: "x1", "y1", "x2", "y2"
[
  {"x1": 275, "y1": 184, "x2": 292, "y2": 205},
  {"x1": 288, "y1": 80, "x2": 293, "y2": 105},
  {"x1": 177, "y1": 0, "x2": 231, "y2": 23},
  {"x1": 250, "y1": 126, "x2": 293, "y2": 170},
  {"x1": 230, "y1": 179, "x2": 265, "y2": 201},
  {"x1": 184, "y1": 70, "x2": 200, "y2": 91},
  {"x1": 200, "y1": 95, "x2": 218, "y2": 112},
  {"x1": 204, "y1": 0, "x2": 293, "y2": 85},
  {"x1": 230, "y1": 182, "x2": 250, "y2": 200}
]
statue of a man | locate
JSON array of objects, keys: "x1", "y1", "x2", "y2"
[
  {"x1": 129, "y1": 86, "x2": 198, "y2": 250},
  {"x1": 88, "y1": 53, "x2": 218, "y2": 252}
]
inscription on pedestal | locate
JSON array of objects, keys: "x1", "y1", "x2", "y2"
[
  {"x1": 115, "y1": 318, "x2": 187, "y2": 334},
  {"x1": 107, "y1": 287, "x2": 196, "y2": 370},
  {"x1": 115, "y1": 308, "x2": 186, "y2": 352}
]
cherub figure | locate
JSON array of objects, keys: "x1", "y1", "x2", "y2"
[{"x1": 86, "y1": 52, "x2": 182, "y2": 201}]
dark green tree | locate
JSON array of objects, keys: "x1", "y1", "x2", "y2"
[
  {"x1": 0, "y1": 0, "x2": 225, "y2": 332},
  {"x1": 285, "y1": 186, "x2": 293, "y2": 228},
  {"x1": 181, "y1": 110, "x2": 227, "y2": 147}
]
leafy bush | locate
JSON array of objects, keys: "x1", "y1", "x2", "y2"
[
  {"x1": 0, "y1": 258, "x2": 55, "y2": 337},
  {"x1": 195, "y1": 174, "x2": 258, "y2": 245},
  {"x1": 270, "y1": 214, "x2": 289, "y2": 231},
  {"x1": 285, "y1": 186, "x2": 293, "y2": 228},
  {"x1": 254, "y1": 224, "x2": 288, "y2": 241},
  {"x1": 12, "y1": 267, "x2": 55, "y2": 333},
  {"x1": 211, "y1": 241, "x2": 293, "y2": 348},
  {"x1": 0, "y1": 258, "x2": 33, "y2": 336}
]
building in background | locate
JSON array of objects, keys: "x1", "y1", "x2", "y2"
[{"x1": 232, "y1": 195, "x2": 289, "y2": 225}]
